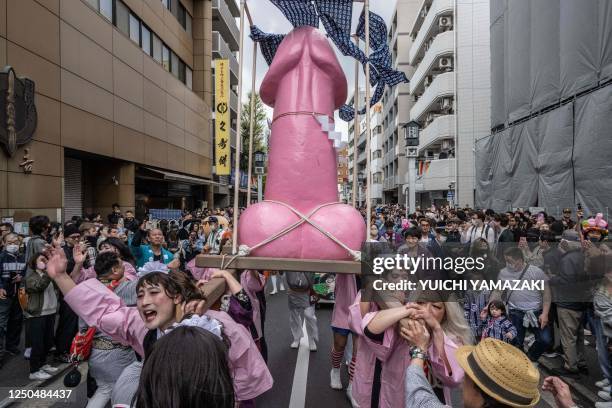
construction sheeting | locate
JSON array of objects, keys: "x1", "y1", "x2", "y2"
[
  {"x1": 490, "y1": 0, "x2": 612, "y2": 128},
  {"x1": 476, "y1": 87, "x2": 612, "y2": 214}
]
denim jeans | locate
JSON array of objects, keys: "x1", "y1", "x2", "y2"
[{"x1": 509, "y1": 309, "x2": 552, "y2": 362}]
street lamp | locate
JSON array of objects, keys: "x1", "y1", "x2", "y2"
[
  {"x1": 402, "y1": 121, "x2": 420, "y2": 214},
  {"x1": 254, "y1": 150, "x2": 266, "y2": 203}
]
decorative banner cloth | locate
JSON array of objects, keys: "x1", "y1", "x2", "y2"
[
  {"x1": 270, "y1": 0, "x2": 319, "y2": 28},
  {"x1": 250, "y1": 26, "x2": 285, "y2": 66}
]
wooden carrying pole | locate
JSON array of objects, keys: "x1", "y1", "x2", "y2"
[
  {"x1": 246, "y1": 6, "x2": 257, "y2": 206},
  {"x1": 196, "y1": 254, "x2": 361, "y2": 274},
  {"x1": 364, "y1": 0, "x2": 372, "y2": 234},
  {"x1": 232, "y1": 0, "x2": 247, "y2": 254},
  {"x1": 352, "y1": 35, "x2": 360, "y2": 208}
]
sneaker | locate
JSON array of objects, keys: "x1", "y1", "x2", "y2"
[
  {"x1": 290, "y1": 340, "x2": 299, "y2": 349},
  {"x1": 585, "y1": 329, "x2": 592, "y2": 336},
  {"x1": 542, "y1": 351, "x2": 560, "y2": 358},
  {"x1": 598, "y1": 391, "x2": 612, "y2": 401},
  {"x1": 603, "y1": 386, "x2": 612, "y2": 393},
  {"x1": 596, "y1": 402, "x2": 612, "y2": 408},
  {"x1": 309, "y1": 340, "x2": 317, "y2": 352},
  {"x1": 279, "y1": 282, "x2": 285, "y2": 291},
  {"x1": 597, "y1": 379, "x2": 611, "y2": 388},
  {"x1": 29, "y1": 370, "x2": 52, "y2": 381},
  {"x1": 330, "y1": 368, "x2": 342, "y2": 389},
  {"x1": 55, "y1": 353, "x2": 71, "y2": 363},
  {"x1": 346, "y1": 383, "x2": 360, "y2": 408},
  {"x1": 23, "y1": 348, "x2": 31, "y2": 360},
  {"x1": 41, "y1": 364, "x2": 59, "y2": 374},
  {"x1": 270, "y1": 288, "x2": 277, "y2": 295},
  {"x1": 585, "y1": 339, "x2": 591, "y2": 346}
]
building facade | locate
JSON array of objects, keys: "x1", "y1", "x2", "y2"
[
  {"x1": 406, "y1": 0, "x2": 490, "y2": 208},
  {"x1": 0, "y1": 0, "x2": 214, "y2": 223},
  {"x1": 347, "y1": 94, "x2": 383, "y2": 205},
  {"x1": 211, "y1": 0, "x2": 239, "y2": 207},
  {"x1": 380, "y1": 0, "x2": 419, "y2": 205}
]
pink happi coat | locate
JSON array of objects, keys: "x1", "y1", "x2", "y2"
[
  {"x1": 75, "y1": 261, "x2": 138, "y2": 283},
  {"x1": 348, "y1": 292, "x2": 464, "y2": 407},
  {"x1": 331, "y1": 273, "x2": 358, "y2": 330},
  {"x1": 63, "y1": 279, "x2": 273, "y2": 401}
]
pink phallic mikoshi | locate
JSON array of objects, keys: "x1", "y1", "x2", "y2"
[{"x1": 238, "y1": 26, "x2": 366, "y2": 260}]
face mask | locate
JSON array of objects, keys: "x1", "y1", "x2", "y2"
[
  {"x1": 505, "y1": 262, "x2": 516, "y2": 272},
  {"x1": 36, "y1": 261, "x2": 46, "y2": 271},
  {"x1": 438, "y1": 236, "x2": 447, "y2": 243},
  {"x1": 5, "y1": 244, "x2": 18, "y2": 254}
]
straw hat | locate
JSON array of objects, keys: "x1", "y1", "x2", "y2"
[{"x1": 456, "y1": 338, "x2": 540, "y2": 407}]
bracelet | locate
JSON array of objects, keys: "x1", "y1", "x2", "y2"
[{"x1": 409, "y1": 346, "x2": 429, "y2": 361}]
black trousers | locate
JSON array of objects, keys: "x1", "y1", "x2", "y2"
[
  {"x1": 0, "y1": 296, "x2": 23, "y2": 353},
  {"x1": 28, "y1": 314, "x2": 55, "y2": 373},
  {"x1": 54, "y1": 299, "x2": 78, "y2": 355}
]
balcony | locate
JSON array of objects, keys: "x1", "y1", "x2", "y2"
[
  {"x1": 357, "y1": 150, "x2": 366, "y2": 164},
  {"x1": 410, "y1": 31, "x2": 454, "y2": 95},
  {"x1": 383, "y1": 175, "x2": 396, "y2": 190},
  {"x1": 418, "y1": 114, "x2": 455, "y2": 154},
  {"x1": 416, "y1": 158, "x2": 454, "y2": 191},
  {"x1": 409, "y1": 0, "x2": 453, "y2": 66},
  {"x1": 213, "y1": 31, "x2": 239, "y2": 84},
  {"x1": 371, "y1": 183, "x2": 383, "y2": 199},
  {"x1": 212, "y1": 0, "x2": 239, "y2": 50},
  {"x1": 371, "y1": 157, "x2": 383, "y2": 173},
  {"x1": 410, "y1": 72, "x2": 454, "y2": 122},
  {"x1": 409, "y1": 0, "x2": 434, "y2": 37},
  {"x1": 230, "y1": 89, "x2": 238, "y2": 114},
  {"x1": 225, "y1": 0, "x2": 240, "y2": 17}
]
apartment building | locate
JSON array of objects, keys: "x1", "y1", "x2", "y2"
[
  {"x1": 407, "y1": 0, "x2": 490, "y2": 208},
  {"x1": 347, "y1": 92, "x2": 383, "y2": 205},
  {"x1": 211, "y1": 0, "x2": 239, "y2": 207},
  {"x1": 380, "y1": 0, "x2": 419, "y2": 205},
  {"x1": 0, "y1": 0, "x2": 214, "y2": 222}
]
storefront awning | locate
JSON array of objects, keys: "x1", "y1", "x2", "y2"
[{"x1": 139, "y1": 166, "x2": 223, "y2": 186}]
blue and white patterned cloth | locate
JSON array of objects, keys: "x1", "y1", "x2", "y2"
[
  {"x1": 271, "y1": 0, "x2": 319, "y2": 28},
  {"x1": 254, "y1": 1, "x2": 409, "y2": 122},
  {"x1": 250, "y1": 26, "x2": 285, "y2": 66},
  {"x1": 149, "y1": 208, "x2": 183, "y2": 221}
]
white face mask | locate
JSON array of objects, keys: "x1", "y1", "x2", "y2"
[{"x1": 5, "y1": 244, "x2": 19, "y2": 254}]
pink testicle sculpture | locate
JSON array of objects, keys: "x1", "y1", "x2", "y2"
[{"x1": 238, "y1": 26, "x2": 366, "y2": 260}]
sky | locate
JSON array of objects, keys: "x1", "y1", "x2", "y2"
[{"x1": 238, "y1": 0, "x2": 398, "y2": 138}]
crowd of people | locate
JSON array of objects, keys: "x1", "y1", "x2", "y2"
[{"x1": 0, "y1": 202, "x2": 609, "y2": 407}]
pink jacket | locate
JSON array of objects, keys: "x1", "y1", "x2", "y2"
[
  {"x1": 75, "y1": 261, "x2": 137, "y2": 284},
  {"x1": 63, "y1": 279, "x2": 273, "y2": 401},
  {"x1": 331, "y1": 273, "x2": 357, "y2": 330},
  {"x1": 186, "y1": 258, "x2": 215, "y2": 281},
  {"x1": 348, "y1": 292, "x2": 463, "y2": 407},
  {"x1": 241, "y1": 270, "x2": 265, "y2": 340}
]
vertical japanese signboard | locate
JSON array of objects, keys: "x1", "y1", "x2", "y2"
[{"x1": 214, "y1": 59, "x2": 230, "y2": 175}]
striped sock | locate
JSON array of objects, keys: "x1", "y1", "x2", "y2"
[
  {"x1": 331, "y1": 347, "x2": 343, "y2": 369},
  {"x1": 348, "y1": 355, "x2": 357, "y2": 383}
]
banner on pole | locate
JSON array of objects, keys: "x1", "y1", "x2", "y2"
[{"x1": 214, "y1": 59, "x2": 230, "y2": 175}]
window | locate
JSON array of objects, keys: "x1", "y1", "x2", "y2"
[
  {"x1": 85, "y1": 0, "x2": 98, "y2": 9},
  {"x1": 178, "y1": 4, "x2": 186, "y2": 27},
  {"x1": 185, "y1": 12, "x2": 192, "y2": 35},
  {"x1": 162, "y1": 45, "x2": 170, "y2": 71},
  {"x1": 153, "y1": 35, "x2": 162, "y2": 63},
  {"x1": 129, "y1": 13, "x2": 140, "y2": 44},
  {"x1": 115, "y1": 1, "x2": 129, "y2": 35},
  {"x1": 100, "y1": 0, "x2": 113, "y2": 21},
  {"x1": 170, "y1": 0, "x2": 178, "y2": 18},
  {"x1": 178, "y1": 60, "x2": 186, "y2": 83},
  {"x1": 171, "y1": 52, "x2": 179, "y2": 77},
  {"x1": 186, "y1": 67, "x2": 192, "y2": 90},
  {"x1": 141, "y1": 25, "x2": 151, "y2": 55},
  {"x1": 162, "y1": 0, "x2": 170, "y2": 8}
]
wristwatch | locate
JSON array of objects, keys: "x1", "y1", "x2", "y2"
[{"x1": 409, "y1": 346, "x2": 430, "y2": 361}]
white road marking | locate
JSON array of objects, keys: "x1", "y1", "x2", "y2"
[{"x1": 289, "y1": 321, "x2": 311, "y2": 408}]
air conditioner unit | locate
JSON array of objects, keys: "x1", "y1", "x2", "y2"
[
  {"x1": 424, "y1": 75, "x2": 433, "y2": 87},
  {"x1": 439, "y1": 16, "x2": 453, "y2": 29},
  {"x1": 440, "y1": 97, "x2": 453, "y2": 112},
  {"x1": 439, "y1": 57, "x2": 453, "y2": 71},
  {"x1": 425, "y1": 112, "x2": 437, "y2": 125}
]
